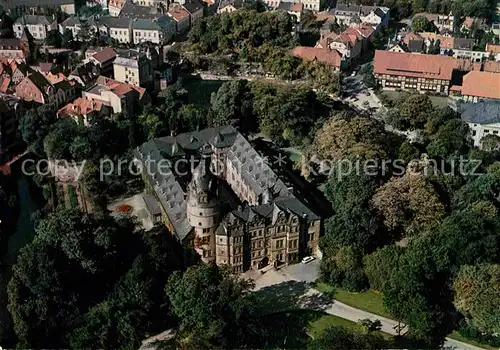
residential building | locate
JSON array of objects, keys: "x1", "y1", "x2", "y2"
[
  {"x1": 413, "y1": 12, "x2": 454, "y2": 32},
  {"x1": 85, "y1": 47, "x2": 117, "y2": 76},
  {"x1": 9, "y1": 62, "x2": 34, "y2": 84},
  {"x1": 109, "y1": 0, "x2": 127, "y2": 16},
  {"x1": 452, "y1": 38, "x2": 488, "y2": 61},
  {"x1": 486, "y1": 43, "x2": 500, "y2": 61},
  {"x1": 388, "y1": 43, "x2": 408, "y2": 53},
  {"x1": 167, "y1": 7, "x2": 191, "y2": 34},
  {"x1": 83, "y1": 75, "x2": 149, "y2": 115},
  {"x1": 373, "y1": 50, "x2": 458, "y2": 94},
  {"x1": 132, "y1": 0, "x2": 155, "y2": 6},
  {"x1": 15, "y1": 71, "x2": 74, "y2": 109},
  {"x1": 113, "y1": 49, "x2": 153, "y2": 87},
  {"x1": 68, "y1": 62, "x2": 100, "y2": 89},
  {"x1": 0, "y1": 38, "x2": 27, "y2": 62},
  {"x1": 57, "y1": 97, "x2": 111, "y2": 126},
  {"x1": 315, "y1": 27, "x2": 369, "y2": 60},
  {"x1": 59, "y1": 16, "x2": 97, "y2": 39},
  {"x1": 99, "y1": 16, "x2": 132, "y2": 43},
  {"x1": 134, "y1": 126, "x2": 322, "y2": 272},
  {"x1": 217, "y1": 0, "x2": 245, "y2": 14},
  {"x1": 450, "y1": 71, "x2": 500, "y2": 102},
  {"x1": 277, "y1": 2, "x2": 303, "y2": 22},
  {"x1": 181, "y1": 0, "x2": 204, "y2": 25},
  {"x1": 0, "y1": 0, "x2": 76, "y2": 15},
  {"x1": 484, "y1": 60, "x2": 500, "y2": 73},
  {"x1": 460, "y1": 101, "x2": 500, "y2": 147},
  {"x1": 290, "y1": 46, "x2": 342, "y2": 71},
  {"x1": 418, "y1": 32, "x2": 454, "y2": 54},
  {"x1": 13, "y1": 15, "x2": 55, "y2": 40},
  {"x1": 132, "y1": 16, "x2": 176, "y2": 44},
  {"x1": 334, "y1": 4, "x2": 389, "y2": 27},
  {"x1": 300, "y1": 0, "x2": 320, "y2": 12},
  {"x1": 461, "y1": 17, "x2": 488, "y2": 31}
]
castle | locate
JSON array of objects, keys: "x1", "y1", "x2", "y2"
[{"x1": 135, "y1": 126, "x2": 322, "y2": 272}]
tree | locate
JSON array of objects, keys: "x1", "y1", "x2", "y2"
[
  {"x1": 412, "y1": 15, "x2": 433, "y2": 32},
  {"x1": 329, "y1": 18, "x2": 348, "y2": 34},
  {"x1": 358, "y1": 319, "x2": 382, "y2": 334},
  {"x1": 310, "y1": 112, "x2": 395, "y2": 161},
  {"x1": 70, "y1": 135, "x2": 93, "y2": 161},
  {"x1": 363, "y1": 245, "x2": 403, "y2": 291},
  {"x1": 19, "y1": 105, "x2": 57, "y2": 155},
  {"x1": 43, "y1": 119, "x2": 80, "y2": 159},
  {"x1": 322, "y1": 172, "x2": 382, "y2": 252},
  {"x1": 45, "y1": 29, "x2": 62, "y2": 47},
  {"x1": 453, "y1": 264, "x2": 500, "y2": 334},
  {"x1": 61, "y1": 28, "x2": 73, "y2": 48},
  {"x1": 386, "y1": 93, "x2": 433, "y2": 130},
  {"x1": 308, "y1": 325, "x2": 388, "y2": 349},
  {"x1": 480, "y1": 134, "x2": 500, "y2": 151},
  {"x1": 320, "y1": 245, "x2": 368, "y2": 291},
  {"x1": 165, "y1": 264, "x2": 258, "y2": 347},
  {"x1": 371, "y1": 172, "x2": 445, "y2": 238},
  {"x1": 76, "y1": 21, "x2": 94, "y2": 43},
  {"x1": 209, "y1": 80, "x2": 255, "y2": 132},
  {"x1": 426, "y1": 119, "x2": 471, "y2": 159},
  {"x1": 8, "y1": 208, "x2": 185, "y2": 349}
]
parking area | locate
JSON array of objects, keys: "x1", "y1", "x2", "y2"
[{"x1": 250, "y1": 258, "x2": 320, "y2": 290}]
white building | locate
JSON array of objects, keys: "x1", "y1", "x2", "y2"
[
  {"x1": 460, "y1": 101, "x2": 500, "y2": 147},
  {"x1": 132, "y1": 16, "x2": 176, "y2": 45},
  {"x1": 13, "y1": 15, "x2": 56, "y2": 40}
]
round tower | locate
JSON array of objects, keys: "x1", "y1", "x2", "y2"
[{"x1": 187, "y1": 145, "x2": 219, "y2": 263}]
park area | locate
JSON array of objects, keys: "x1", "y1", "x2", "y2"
[{"x1": 381, "y1": 90, "x2": 449, "y2": 109}]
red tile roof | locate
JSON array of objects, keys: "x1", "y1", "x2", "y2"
[
  {"x1": 92, "y1": 47, "x2": 117, "y2": 64},
  {"x1": 402, "y1": 32, "x2": 423, "y2": 45},
  {"x1": 0, "y1": 77, "x2": 10, "y2": 93},
  {"x1": 290, "y1": 3, "x2": 303, "y2": 12},
  {"x1": 484, "y1": 61, "x2": 500, "y2": 73},
  {"x1": 486, "y1": 43, "x2": 500, "y2": 54},
  {"x1": 461, "y1": 71, "x2": 500, "y2": 99},
  {"x1": 58, "y1": 97, "x2": 104, "y2": 117},
  {"x1": 418, "y1": 32, "x2": 454, "y2": 49},
  {"x1": 290, "y1": 46, "x2": 342, "y2": 68},
  {"x1": 373, "y1": 50, "x2": 457, "y2": 81},
  {"x1": 96, "y1": 75, "x2": 147, "y2": 99},
  {"x1": 168, "y1": 7, "x2": 190, "y2": 21}
]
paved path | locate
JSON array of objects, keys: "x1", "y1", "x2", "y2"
[{"x1": 252, "y1": 262, "x2": 484, "y2": 350}]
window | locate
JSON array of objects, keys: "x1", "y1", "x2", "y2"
[
  {"x1": 203, "y1": 228, "x2": 210, "y2": 233},
  {"x1": 276, "y1": 240, "x2": 283, "y2": 248}
]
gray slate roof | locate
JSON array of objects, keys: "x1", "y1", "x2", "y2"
[
  {"x1": 15, "y1": 15, "x2": 52, "y2": 25},
  {"x1": 0, "y1": 0, "x2": 73, "y2": 8},
  {"x1": 97, "y1": 16, "x2": 131, "y2": 29},
  {"x1": 135, "y1": 126, "x2": 320, "y2": 241},
  {"x1": 460, "y1": 101, "x2": 500, "y2": 124}
]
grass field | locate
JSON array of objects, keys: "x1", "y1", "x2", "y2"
[
  {"x1": 180, "y1": 75, "x2": 224, "y2": 110},
  {"x1": 382, "y1": 90, "x2": 449, "y2": 109},
  {"x1": 314, "y1": 283, "x2": 491, "y2": 349},
  {"x1": 314, "y1": 282, "x2": 391, "y2": 319}
]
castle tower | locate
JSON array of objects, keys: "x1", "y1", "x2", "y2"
[{"x1": 187, "y1": 144, "x2": 219, "y2": 263}]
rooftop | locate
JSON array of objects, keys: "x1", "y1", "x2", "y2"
[
  {"x1": 291, "y1": 46, "x2": 342, "y2": 68},
  {"x1": 0, "y1": 38, "x2": 22, "y2": 50},
  {"x1": 460, "y1": 101, "x2": 500, "y2": 124},
  {"x1": 14, "y1": 15, "x2": 52, "y2": 25},
  {"x1": 114, "y1": 49, "x2": 147, "y2": 68},
  {"x1": 461, "y1": 71, "x2": 500, "y2": 100},
  {"x1": 373, "y1": 50, "x2": 458, "y2": 81},
  {"x1": 135, "y1": 126, "x2": 319, "y2": 240},
  {"x1": 91, "y1": 47, "x2": 117, "y2": 63}
]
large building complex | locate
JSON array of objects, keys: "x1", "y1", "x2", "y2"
[{"x1": 135, "y1": 126, "x2": 322, "y2": 272}]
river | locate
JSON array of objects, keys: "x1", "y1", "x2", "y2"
[
  {"x1": 0, "y1": 172, "x2": 45, "y2": 346},
  {"x1": 6, "y1": 174, "x2": 45, "y2": 265}
]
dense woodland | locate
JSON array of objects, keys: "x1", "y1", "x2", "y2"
[{"x1": 312, "y1": 93, "x2": 500, "y2": 347}]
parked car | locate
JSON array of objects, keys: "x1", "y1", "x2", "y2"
[{"x1": 302, "y1": 256, "x2": 315, "y2": 264}]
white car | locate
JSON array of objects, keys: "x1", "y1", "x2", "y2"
[{"x1": 301, "y1": 256, "x2": 315, "y2": 264}]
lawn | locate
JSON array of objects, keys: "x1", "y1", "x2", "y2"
[
  {"x1": 315, "y1": 283, "x2": 492, "y2": 349},
  {"x1": 68, "y1": 185, "x2": 79, "y2": 208},
  {"x1": 258, "y1": 309, "x2": 391, "y2": 348},
  {"x1": 314, "y1": 282, "x2": 391, "y2": 319},
  {"x1": 382, "y1": 90, "x2": 449, "y2": 109},
  {"x1": 180, "y1": 75, "x2": 224, "y2": 110},
  {"x1": 449, "y1": 332, "x2": 496, "y2": 350}
]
